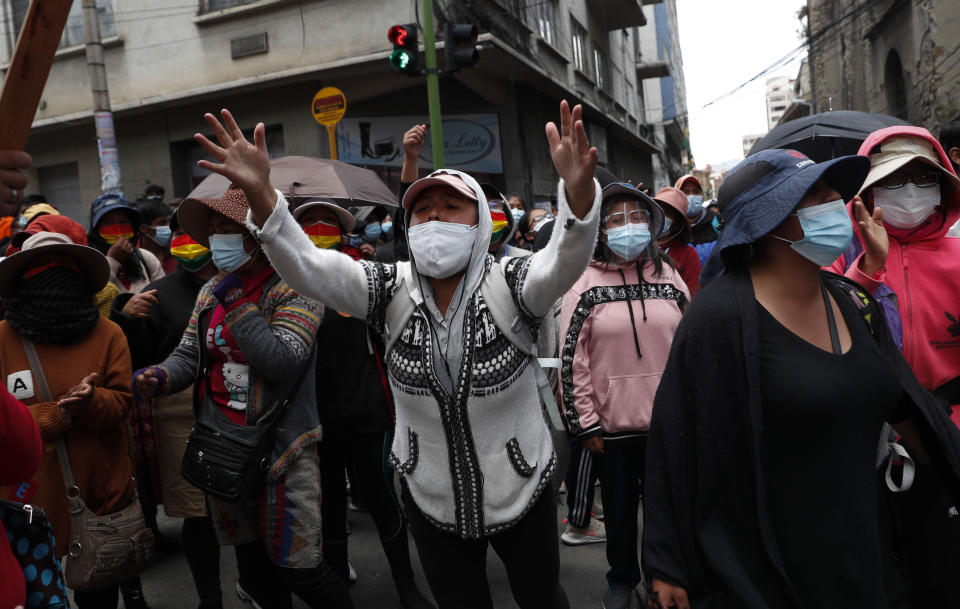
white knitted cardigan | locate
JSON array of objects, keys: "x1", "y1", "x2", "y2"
[{"x1": 248, "y1": 176, "x2": 600, "y2": 539}]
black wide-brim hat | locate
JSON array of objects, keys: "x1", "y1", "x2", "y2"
[
  {"x1": 601, "y1": 182, "x2": 665, "y2": 237},
  {"x1": 701, "y1": 149, "x2": 870, "y2": 282}
]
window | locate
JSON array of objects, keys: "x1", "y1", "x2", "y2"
[
  {"x1": 594, "y1": 48, "x2": 608, "y2": 90},
  {"x1": 202, "y1": 0, "x2": 261, "y2": 13},
  {"x1": 536, "y1": 0, "x2": 557, "y2": 46},
  {"x1": 572, "y1": 20, "x2": 588, "y2": 72},
  {"x1": 10, "y1": 0, "x2": 115, "y2": 48}
]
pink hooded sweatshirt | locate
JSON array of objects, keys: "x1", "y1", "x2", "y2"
[
  {"x1": 828, "y1": 126, "x2": 960, "y2": 414},
  {"x1": 559, "y1": 259, "x2": 689, "y2": 439}
]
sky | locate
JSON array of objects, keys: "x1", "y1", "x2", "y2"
[{"x1": 676, "y1": 0, "x2": 808, "y2": 169}]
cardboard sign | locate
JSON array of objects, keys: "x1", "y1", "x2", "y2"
[{"x1": 0, "y1": 0, "x2": 74, "y2": 149}]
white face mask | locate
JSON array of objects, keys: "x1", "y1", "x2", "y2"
[
  {"x1": 408, "y1": 221, "x2": 477, "y2": 279},
  {"x1": 873, "y1": 183, "x2": 941, "y2": 229}
]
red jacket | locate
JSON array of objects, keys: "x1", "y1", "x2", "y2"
[
  {"x1": 661, "y1": 237, "x2": 701, "y2": 296},
  {"x1": 0, "y1": 386, "x2": 43, "y2": 609},
  {"x1": 828, "y1": 126, "x2": 960, "y2": 417}
]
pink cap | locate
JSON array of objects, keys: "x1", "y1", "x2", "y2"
[{"x1": 401, "y1": 171, "x2": 478, "y2": 210}]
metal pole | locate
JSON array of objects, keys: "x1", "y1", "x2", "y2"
[
  {"x1": 326, "y1": 124, "x2": 339, "y2": 160},
  {"x1": 421, "y1": 0, "x2": 444, "y2": 168},
  {"x1": 83, "y1": 0, "x2": 122, "y2": 193}
]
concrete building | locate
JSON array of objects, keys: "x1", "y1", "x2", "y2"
[
  {"x1": 637, "y1": 0, "x2": 690, "y2": 189},
  {"x1": 802, "y1": 0, "x2": 959, "y2": 134},
  {"x1": 741, "y1": 133, "x2": 763, "y2": 158},
  {"x1": 2, "y1": 0, "x2": 675, "y2": 223},
  {"x1": 765, "y1": 76, "x2": 795, "y2": 130}
]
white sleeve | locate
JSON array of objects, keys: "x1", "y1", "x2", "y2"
[
  {"x1": 246, "y1": 191, "x2": 393, "y2": 321},
  {"x1": 506, "y1": 178, "x2": 600, "y2": 319}
]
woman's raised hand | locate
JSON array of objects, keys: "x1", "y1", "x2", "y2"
[
  {"x1": 546, "y1": 100, "x2": 598, "y2": 219},
  {"x1": 194, "y1": 109, "x2": 276, "y2": 225},
  {"x1": 853, "y1": 196, "x2": 889, "y2": 276}
]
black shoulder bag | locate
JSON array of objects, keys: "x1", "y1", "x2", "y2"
[{"x1": 180, "y1": 308, "x2": 315, "y2": 502}]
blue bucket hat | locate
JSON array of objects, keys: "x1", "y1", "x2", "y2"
[
  {"x1": 701, "y1": 149, "x2": 870, "y2": 283},
  {"x1": 89, "y1": 192, "x2": 140, "y2": 233}
]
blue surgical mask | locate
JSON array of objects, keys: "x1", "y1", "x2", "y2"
[
  {"x1": 686, "y1": 195, "x2": 703, "y2": 217},
  {"x1": 511, "y1": 208, "x2": 524, "y2": 223},
  {"x1": 605, "y1": 223, "x2": 651, "y2": 261},
  {"x1": 711, "y1": 215, "x2": 721, "y2": 233},
  {"x1": 364, "y1": 222, "x2": 382, "y2": 242},
  {"x1": 662, "y1": 217, "x2": 673, "y2": 235},
  {"x1": 773, "y1": 199, "x2": 853, "y2": 266},
  {"x1": 209, "y1": 233, "x2": 252, "y2": 272},
  {"x1": 150, "y1": 225, "x2": 172, "y2": 247},
  {"x1": 381, "y1": 221, "x2": 393, "y2": 236}
]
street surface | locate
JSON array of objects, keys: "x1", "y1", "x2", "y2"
[{"x1": 70, "y1": 494, "x2": 624, "y2": 608}]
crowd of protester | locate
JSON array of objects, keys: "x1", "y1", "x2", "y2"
[{"x1": 1, "y1": 105, "x2": 960, "y2": 609}]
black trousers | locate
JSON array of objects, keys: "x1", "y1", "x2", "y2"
[
  {"x1": 319, "y1": 426, "x2": 415, "y2": 586},
  {"x1": 594, "y1": 434, "x2": 646, "y2": 590},
  {"x1": 73, "y1": 584, "x2": 119, "y2": 609},
  {"x1": 404, "y1": 484, "x2": 569, "y2": 609},
  {"x1": 564, "y1": 440, "x2": 598, "y2": 528},
  {"x1": 234, "y1": 539, "x2": 353, "y2": 609}
]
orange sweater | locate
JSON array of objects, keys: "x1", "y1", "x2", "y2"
[{"x1": 0, "y1": 318, "x2": 134, "y2": 557}]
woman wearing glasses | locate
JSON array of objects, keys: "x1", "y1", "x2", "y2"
[
  {"x1": 827, "y1": 126, "x2": 960, "y2": 605},
  {"x1": 558, "y1": 183, "x2": 689, "y2": 609}
]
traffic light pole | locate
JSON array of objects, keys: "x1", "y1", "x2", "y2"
[{"x1": 421, "y1": 0, "x2": 444, "y2": 168}]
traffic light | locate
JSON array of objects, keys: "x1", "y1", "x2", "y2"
[
  {"x1": 445, "y1": 22, "x2": 478, "y2": 71},
  {"x1": 388, "y1": 23, "x2": 419, "y2": 74}
]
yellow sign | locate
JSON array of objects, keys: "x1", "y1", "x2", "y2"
[
  {"x1": 312, "y1": 87, "x2": 346, "y2": 160},
  {"x1": 312, "y1": 87, "x2": 347, "y2": 126}
]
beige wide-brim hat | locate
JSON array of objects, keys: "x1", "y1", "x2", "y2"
[
  {"x1": 860, "y1": 135, "x2": 960, "y2": 194},
  {"x1": 0, "y1": 231, "x2": 109, "y2": 297},
  {"x1": 177, "y1": 184, "x2": 251, "y2": 247},
  {"x1": 292, "y1": 199, "x2": 356, "y2": 233}
]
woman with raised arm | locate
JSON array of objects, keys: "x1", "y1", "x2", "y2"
[{"x1": 191, "y1": 101, "x2": 600, "y2": 609}]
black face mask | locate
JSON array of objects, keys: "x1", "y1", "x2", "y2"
[{"x1": 6, "y1": 266, "x2": 99, "y2": 345}]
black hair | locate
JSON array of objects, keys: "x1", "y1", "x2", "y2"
[
  {"x1": 719, "y1": 243, "x2": 758, "y2": 271},
  {"x1": 136, "y1": 199, "x2": 172, "y2": 226},
  {"x1": 144, "y1": 184, "x2": 165, "y2": 198},
  {"x1": 940, "y1": 113, "x2": 960, "y2": 169},
  {"x1": 594, "y1": 195, "x2": 674, "y2": 277}
]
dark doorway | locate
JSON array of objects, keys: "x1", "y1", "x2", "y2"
[{"x1": 885, "y1": 49, "x2": 908, "y2": 120}]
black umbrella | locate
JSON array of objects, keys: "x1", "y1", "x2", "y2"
[{"x1": 748, "y1": 110, "x2": 910, "y2": 162}]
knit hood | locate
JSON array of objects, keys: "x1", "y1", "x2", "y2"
[
  {"x1": 856, "y1": 126, "x2": 960, "y2": 244},
  {"x1": 402, "y1": 169, "x2": 493, "y2": 308}
]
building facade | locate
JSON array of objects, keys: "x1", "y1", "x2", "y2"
[
  {"x1": 637, "y1": 0, "x2": 690, "y2": 189},
  {"x1": 2, "y1": 0, "x2": 679, "y2": 223},
  {"x1": 801, "y1": 0, "x2": 959, "y2": 134},
  {"x1": 765, "y1": 76, "x2": 795, "y2": 130}
]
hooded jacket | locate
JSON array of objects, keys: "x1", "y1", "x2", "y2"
[
  {"x1": 248, "y1": 170, "x2": 600, "y2": 539},
  {"x1": 642, "y1": 269, "x2": 960, "y2": 608},
  {"x1": 559, "y1": 259, "x2": 688, "y2": 440},
  {"x1": 828, "y1": 126, "x2": 960, "y2": 408}
]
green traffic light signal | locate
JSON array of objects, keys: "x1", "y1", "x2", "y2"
[{"x1": 390, "y1": 49, "x2": 413, "y2": 70}]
